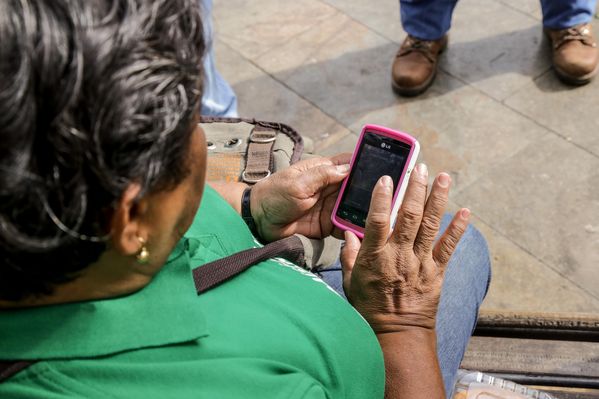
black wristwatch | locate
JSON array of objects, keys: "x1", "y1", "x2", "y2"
[{"x1": 241, "y1": 187, "x2": 260, "y2": 238}]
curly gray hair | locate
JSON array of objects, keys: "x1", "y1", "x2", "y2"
[{"x1": 0, "y1": 0, "x2": 205, "y2": 300}]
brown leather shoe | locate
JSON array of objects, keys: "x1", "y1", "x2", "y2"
[
  {"x1": 544, "y1": 23, "x2": 598, "y2": 85},
  {"x1": 391, "y1": 35, "x2": 448, "y2": 96}
]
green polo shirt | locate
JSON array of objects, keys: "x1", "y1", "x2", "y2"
[{"x1": 0, "y1": 186, "x2": 384, "y2": 398}]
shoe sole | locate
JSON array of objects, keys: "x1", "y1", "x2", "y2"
[
  {"x1": 391, "y1": 68, "x2": 439, "y2": 97},
  {"x1": 553, "y1": 63, "x2": 599, "y2": 86},
  {"x1": 391, "y1": 40, "x2": 447, "y2": 97}
]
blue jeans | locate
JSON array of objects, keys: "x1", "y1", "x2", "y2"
[
  {"x1": 200, "y1": 0, "x2": 238, "y2": 117},
  {"x1": 400, "y1": 0, "x2": 598, "y2": 40},
  {"x1": 316, "y1": 214, "x2": 491, "y2": 398}
]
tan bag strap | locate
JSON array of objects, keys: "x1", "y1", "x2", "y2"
[
  {"x1": 199, "y1": 116, "x2": 304, "y2": 162},
  {"x1": 242, "y1": 126, "x2": 276, "y2": 183}
]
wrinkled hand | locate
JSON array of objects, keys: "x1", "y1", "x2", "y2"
[
  {"x1": 250, "y1": 154, "x2": 351, "y2": 242},
  {"x1": 341, "y1": 164, "x2": 470, "y2": 333}
]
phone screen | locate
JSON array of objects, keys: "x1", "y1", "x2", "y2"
[{"x1": 336, "y1": 131, "x2": 412, "y2": 228}]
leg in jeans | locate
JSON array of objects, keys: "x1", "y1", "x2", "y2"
[
  {"x1": 400, "y1": 0, "x2": 459, "y2": 40},
  {"x1": 540, "y1": 0, "x2": 597, "y2": 29},
  {"x1": 199, "y1": 0, "x2": 238, "y2": 117},
  {"x1": 435, "y1": 215, "x2": 491, "y2": 397},
  {"x1": 316, "y1": 214, "x2": 491, "y2": 398},
  {"x1": 392, "y1": 0, "x2": 457, "y2": 95}
]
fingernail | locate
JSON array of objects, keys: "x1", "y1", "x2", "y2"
[
  {"x1": 461, "y1": 208, "x2": 471, "y2": 219},
  {"x1": 380, "y1": 175, "x2": 393, "y2": 192},
  {"x1": 438, "y1": 173, "x2": 450, "y2": 188},
  {"x1": 344, "y1": 231, "x2": 351, "y2": 243},
  {"x1": 344, "y1": 230, "x2": 358, "y2": 245},
  {"x1": 416, "y1": 163, "x2": 428, "y2": 178},
  {"x1": 336, "y1": 164, "x2": 351, "y2": 174}
]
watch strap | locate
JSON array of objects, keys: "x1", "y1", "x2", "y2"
[{"x1": 241, "y1": 187, "x2": 259, "y2": 237}]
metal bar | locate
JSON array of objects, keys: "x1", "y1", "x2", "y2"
[
  {"x1": 475, "y1": 311, "x2": 599, "y2": 342},
  {"x1": 487, "y1": 373, "x2": 599, "y2": 390}
]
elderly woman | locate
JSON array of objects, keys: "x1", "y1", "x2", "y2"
[{"x1": 0, "y1": 1, "x2": 490, "y2": 398}]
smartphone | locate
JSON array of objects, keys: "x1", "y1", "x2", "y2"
[{"x1": 331, "y1": 124, "x2": 420, "y2": 239}]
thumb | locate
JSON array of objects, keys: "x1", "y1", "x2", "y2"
[
  {"x1": 340, "y1": 230, "x2": 361, "y2": 295},
  {"x1": 299, "y1": 163, "x2": 350, "y2": 195}
]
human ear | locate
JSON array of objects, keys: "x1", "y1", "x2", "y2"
[{"x1": 109, "y1": 183, "x2": 148, "y2": 256}]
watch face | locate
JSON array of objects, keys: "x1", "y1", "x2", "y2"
[{"x1": 336, "y1": 131, "x2": 412, "y2": 228}]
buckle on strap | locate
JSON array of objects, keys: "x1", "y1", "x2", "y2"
[
  {"x1": 242, "y1": 170, "x2": 271, "y2": 183},
  {"x1": 250, "y1": 127, "x2": 276, "y2": 143}
]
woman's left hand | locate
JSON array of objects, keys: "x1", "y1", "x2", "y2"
[{"x1": 250, "y1": 154, "x2": 351, "y2": 242}]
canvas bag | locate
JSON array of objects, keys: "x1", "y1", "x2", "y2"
[{"x1": 200, "y1": 116, "x2": 341, "y2": 270}]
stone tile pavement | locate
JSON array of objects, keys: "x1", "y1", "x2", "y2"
[{"x1": 213, "y1": 0, "x2": 599, "y2": 313}]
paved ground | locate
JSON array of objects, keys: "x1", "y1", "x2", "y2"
[{"x1": 213, "y1": 0, "x2": 599, "y2": 313}]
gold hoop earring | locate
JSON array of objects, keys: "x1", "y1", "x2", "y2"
[{"x1": 136, "y1": 236, "x2": 150, "y2": 264}]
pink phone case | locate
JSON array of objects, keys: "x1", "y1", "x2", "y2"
[{"x1": 331, "y1": 124, "x2": 420, "y2": 239}]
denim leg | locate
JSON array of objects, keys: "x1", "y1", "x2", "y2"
[
  {"x1": 399, "y1": 0, "x2": 459, "y2": 40},
  {"x1": 540, "y1": 0, "x2": 597, "y2": 29},
  {"x1": 315, "y1": 264, "x2": 347, "y2": 300},
  {"x1": 199, "y1": 0, "x2": 238, "y2": 117},
  {"x1": 435, "y1": 214, "x2": 491, "y2": 397},
  {"x1": 317, "y1": 213, "x2": 491, "y2": 397}
]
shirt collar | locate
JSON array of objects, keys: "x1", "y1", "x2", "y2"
[{"x1": 0, "y1": 238, "x2": 208, "y2": 360}]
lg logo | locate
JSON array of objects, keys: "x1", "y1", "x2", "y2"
[{"x1": 381, "y1": 143, "x2": 391, "y2": 150}]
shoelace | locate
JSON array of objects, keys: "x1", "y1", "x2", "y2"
[
  {"x1": 553, "y1": 24, "x2": 597, "y2": 49},
  {"x1": 398, "y1": 36, "x2": 437, "y2": 63}
]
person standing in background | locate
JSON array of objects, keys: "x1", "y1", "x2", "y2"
[
  {"x1": 200, "y1": 0, "x2": 238, "y2": 116},
  {"x1": 392, "y1": 0, "x2": 599, "y2": 96}
]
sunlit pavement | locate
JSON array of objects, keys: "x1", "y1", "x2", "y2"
[{"x1": 213, "y1": 0, "x2": 599, "y2": 313}]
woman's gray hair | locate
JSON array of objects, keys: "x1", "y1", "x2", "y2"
[{"x1": 0, "y1": 0, "x2": 205, "y2": 300}]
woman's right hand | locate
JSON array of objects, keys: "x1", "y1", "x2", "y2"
[{"x1": 340, "y1": 163, "x2": 470, "y2": 334}]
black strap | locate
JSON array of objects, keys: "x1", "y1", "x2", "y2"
[
  {"x1": 241, "y1": 187, "x2": 260, "y2": 238},
  {"x1": 1, "y1": 236, "x2": 306, "y2": 382},
  {"x1": 0, "y1": 361, "x2": 35, "y2": 383},
  {"x1": 193, "y1": 235, "x2": 305, "y2": 294}
]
